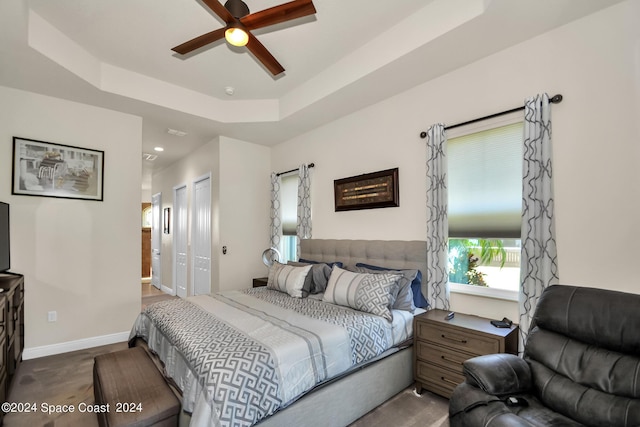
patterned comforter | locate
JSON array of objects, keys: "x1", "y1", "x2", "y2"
[{"x1": 129, "y1": 288, "x2": 412, "y2": 427}]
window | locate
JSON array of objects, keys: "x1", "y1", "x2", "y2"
[
  {"x1": 447, "y1": 117, "x2": 523, "y2": 299},
  {"x1": 280, "y1": 173, "x2": 298, "y2": 263}
]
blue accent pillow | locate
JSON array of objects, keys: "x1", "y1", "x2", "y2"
[
  {"x1": 298, "y1": 258, "x2": 344, "y2": 269},
  {"x1": 355, "y1": 262, "x2": 429, "y2": 309}
]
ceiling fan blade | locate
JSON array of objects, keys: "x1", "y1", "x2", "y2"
[
  {"x1": 241, "y1": 0, "x2": 316, "y2": 31},
  {"x1": 246, "y1": 33, "x2": 284, "y2": 76},
  {"x1": 172, "y1": 27, "x2": 226, "y2": 55},
  {"x1": 202, "y1": 0, "x2": 235, "y2": 24}
]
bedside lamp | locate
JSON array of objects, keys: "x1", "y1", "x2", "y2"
[{"x1": 262, "y1": 247, "x2": 281, "y2": 267}]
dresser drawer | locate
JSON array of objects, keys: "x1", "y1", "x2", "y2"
[
  {"x1": 416, "y1": 321, "x2": 501, "y2": 355},
  {"x1": 415, "y1": 359, "x2": 464, "y2": 398},
  {"x1": 416, "y1": 340, "x2": 470, "y2": 374},
  {"x1": 0, "y1": 295, "x2": 5, "y2": 338},
  {"x1": 0, "y1": 337, "x2": 6, "y2": 374},
  {"x1": 13, "y1": 281, "x2": 24, "y2": 307}
]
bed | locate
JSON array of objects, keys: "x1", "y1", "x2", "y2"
[{"x1": 129, "y1": 239, "x2": 428, "y2": 427}]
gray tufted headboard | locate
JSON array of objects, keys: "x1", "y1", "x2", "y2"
[{"x1": 300, "y1": 239, "x2": 427, "y2": 287}]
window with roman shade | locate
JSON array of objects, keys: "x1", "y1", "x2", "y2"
[
  {"x1": 280, "y1": 173, "x2": 298, "y2": 262},
  {"x1": 447, "y1": 119, "x2": 523, "y2": 294},
  {"x1": 448, "y1": 122, "x2": 523, "y2": 239}
]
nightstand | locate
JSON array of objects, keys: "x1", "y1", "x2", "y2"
[
  {"x1": 252, "y1": 277, "x2": 268, "y2": 288},
  {"x1": 414, "y1": 309, "x2": 518, "y2": 398}
]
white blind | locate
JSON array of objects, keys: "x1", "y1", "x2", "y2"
[
  {"x1": 281, "y1": 173, "x2": 298, "y2": 236},
  {"x1": 448, "y1": 122, "x2": 523, "y2": 238}
]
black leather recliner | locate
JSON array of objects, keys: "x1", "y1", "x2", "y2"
[{"x1": 449, "y1": 285, "x2": 640, "y2": 427}]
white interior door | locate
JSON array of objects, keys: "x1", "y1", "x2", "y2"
[
  {"x1": 151, "y1": 192, "x2": 162, "y2": 289},
  {"x1": 192, "y1": 174, "x2": 211, "y2": 295},
  {"x1": 173, "y1": 184, "x2": 188, "y2": 298}
]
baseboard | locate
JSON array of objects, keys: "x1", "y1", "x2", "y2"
[
  {"x1": 22, "y1": 331, "x2": 130, "y2": 360},
  {"x1": 161, "y1": 284, "x2": 176, "y2": 295}
]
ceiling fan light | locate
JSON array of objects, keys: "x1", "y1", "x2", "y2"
[{"x1": 225, "y1": 27, "x2": 249, "y2": 47}]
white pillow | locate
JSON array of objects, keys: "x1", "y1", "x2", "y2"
[
  {"x1": 267, "y1": 262, "x2": 312, "y2": 298},
  {"x1": 323, "y1": 266, "x2": 401, "y2": 321}
]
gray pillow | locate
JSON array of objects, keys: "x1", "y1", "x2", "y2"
[
  {"x1": 323, "y1": 267, "x2": 401, "y2": 321},
  {"x1": 288, "y1": 261, "x2": 332, "y2": 295},
  {"x1": 354, "y1": 266, "x2": 418, "y2": 313},
  {"x1": 267, "y1": 262, "x2": 312, "y2": 298}
]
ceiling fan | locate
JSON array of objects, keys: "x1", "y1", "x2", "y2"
[{"x1": 172, "y1": 0, "x2": 317, "y2": 76}]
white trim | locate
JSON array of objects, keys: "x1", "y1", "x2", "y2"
[
  {"x1": 449, "y1": 282, "x2": 518, "y2": 302},
  {"x1": 161, "y1": 284, "x2": 176, "y2": 296},
  {"x1": 22, "y1": 331, "x2": 130, "y2": 360},
  {"x1": 151, "y1": 192, "x2": 162, "y2": 290}
]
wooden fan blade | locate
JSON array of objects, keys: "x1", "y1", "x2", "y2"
[
  {"x1": 241, "y1": 0, "x2": 316, "y2": 31},
  {"x1": 172, "y1": 28, "x2": 226, "y2": 55},
  {"x1": 202, "y1": 0, "x2": 235, "y2": 24},
  {"x1": 246, "y1": 33, "x2": 284, "y2": 76}
]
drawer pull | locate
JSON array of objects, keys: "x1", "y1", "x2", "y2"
[
  {"x1": 441, "y1": 334, "x2": 467, "y2": 344},
  {"x1": 441, "y1": 376, "x2": 459, "y2": 386},
  {"x1": 441, "y1": 355, "x2": 462, "y2": 365}
]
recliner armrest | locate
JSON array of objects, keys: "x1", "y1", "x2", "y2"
[{"x1": 463, "y1": 353, "x2": 532, "y2": 396}]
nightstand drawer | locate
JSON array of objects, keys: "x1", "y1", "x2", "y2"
[
  {"x1": 252, "y1": 277, "x2": 268, "y2": 288},
  {"x1": 416, "y1": 341, "x2": 470, "y2": 374},
  {"x1": 413, "y1": 309, "x2": 518, "y2": 398},
  {"x1": 416, "y1": 322, "x2": 501, "y2": 355},
  {"x1": 415, "y1": 359, "x2": 464, "y2": 398}
]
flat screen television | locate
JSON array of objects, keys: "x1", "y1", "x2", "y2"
[{"x1": 0, "y1": 202, "x2": 10, "y2": 273}]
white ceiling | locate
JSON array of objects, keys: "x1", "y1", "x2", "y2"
[{"x1": 0, "y1": 0, "x2": 624, "y2": 189}]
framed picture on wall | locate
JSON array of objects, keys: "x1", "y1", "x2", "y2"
[
  {"x1": 11, "y1": 136, "x2": 104, "y2": 201},
  {"x1": 163, "y1": 207, "x2": 171, "y2": 234},
  {"x1": 334, "y1": 168, "x2": 399, "y2": 211}
]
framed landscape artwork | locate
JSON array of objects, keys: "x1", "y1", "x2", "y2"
[
  {"x1": 334, "y1": 168, "x2": 399, "y2": 211},
  {"x1": 12, "y1": 137, "x2": 104, "y2": 201}
]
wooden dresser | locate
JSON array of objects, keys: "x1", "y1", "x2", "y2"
[
  {"x1": 414, "y1": 308, "x2": 518, "y2": 398},
  {"x1": 0, "y1": 273, "x2": 25, "y2": 403}
]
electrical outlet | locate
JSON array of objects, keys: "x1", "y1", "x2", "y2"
[{"x1": 47, "y1": 311, "x2": 57, "y2": 322}]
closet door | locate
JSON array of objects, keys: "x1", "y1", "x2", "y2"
[
  {"x1": 173, "y1": 185, "x2": 188, "y2": 298},
  {"x1": 192, "y1": 174, "x2": 211, "y2": 295}
]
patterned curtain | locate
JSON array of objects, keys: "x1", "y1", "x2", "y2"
[
  {"x1": 269, "y1": 172, "x2": 282, "y2": 261},
  {"x1": 425, "y1": 124, "x2": 450, "y2": 310},
  {"x1": 296, "y1": 164, "x2": 312, "y2": 258},
  {"x1": 519, "y1": 93, "x2": 559, "y2": 351}
]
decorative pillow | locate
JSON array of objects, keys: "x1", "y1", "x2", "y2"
[
  {"x1": 298, "y1": 258, "x2": 344, "y2": 269},
  {"x1": 355, "y1": 262, "x2": 428, "y2": 309},
  {"x1": 288, "y1": 261, "x2": 332, "y2": 295},
  {"x1": 354, "y1": 265, "x2": 418, "y2": 313},
  {"x1": 323, "y1": 267, "x2": 401, "y2": 321},
  {"x1": 267, "y1": 262, "x2": 312, "y2": 298}
]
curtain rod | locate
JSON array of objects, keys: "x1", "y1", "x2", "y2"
[
  {"x1": 419, "y1": 94, "x2": 563, "y2": 138},
  {"x1": 276, "y1": 163, "x2": 315, "y2": 176}
]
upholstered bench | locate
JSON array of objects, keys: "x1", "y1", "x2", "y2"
[{"x1": 93, "y1": 346, "x2": 181, "y2": 427}]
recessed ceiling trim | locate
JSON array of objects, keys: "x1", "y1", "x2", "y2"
[
  {"x1": 28, "y1": 10, "x2": 101, "y2": 87},
  {"x1": 25, "y1": 1, "x2": 487, "y2": 127},
  {"x1": 280, "y1": 0, "x2": 488, "y2": 119},
  {"x1": 27, "y1": 9, "x2": 280, "y2": 124}
]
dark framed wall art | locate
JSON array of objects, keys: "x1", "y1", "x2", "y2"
[
  {"x1": 12, "y1": 137, "x2": 104, "y2": 201},
  {"x1": 163, "y1": 207, "x2": 171, "y2": 234},
  {"x1": 334, "y1": 167, "x2": 399, "y2": 211}
]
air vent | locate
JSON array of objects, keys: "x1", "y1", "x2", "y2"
[
  {"x1": 167, "y1": 128, "x2": 187, "y2": 137},
  {"x1": 142, "y1": 153, "x2": 158, "y2": 161}
]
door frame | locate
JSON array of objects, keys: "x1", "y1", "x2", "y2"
[
  {"x1": 173, "y1": 183, "x2": 188, "y2": 298},
  {"x1": 151, "y1": 192, "x2": 162, "y2": 290}
]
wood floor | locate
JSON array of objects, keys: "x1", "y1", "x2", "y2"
[{"x1": 3, "y1": 284, "x2": 450, "y2": 427}]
